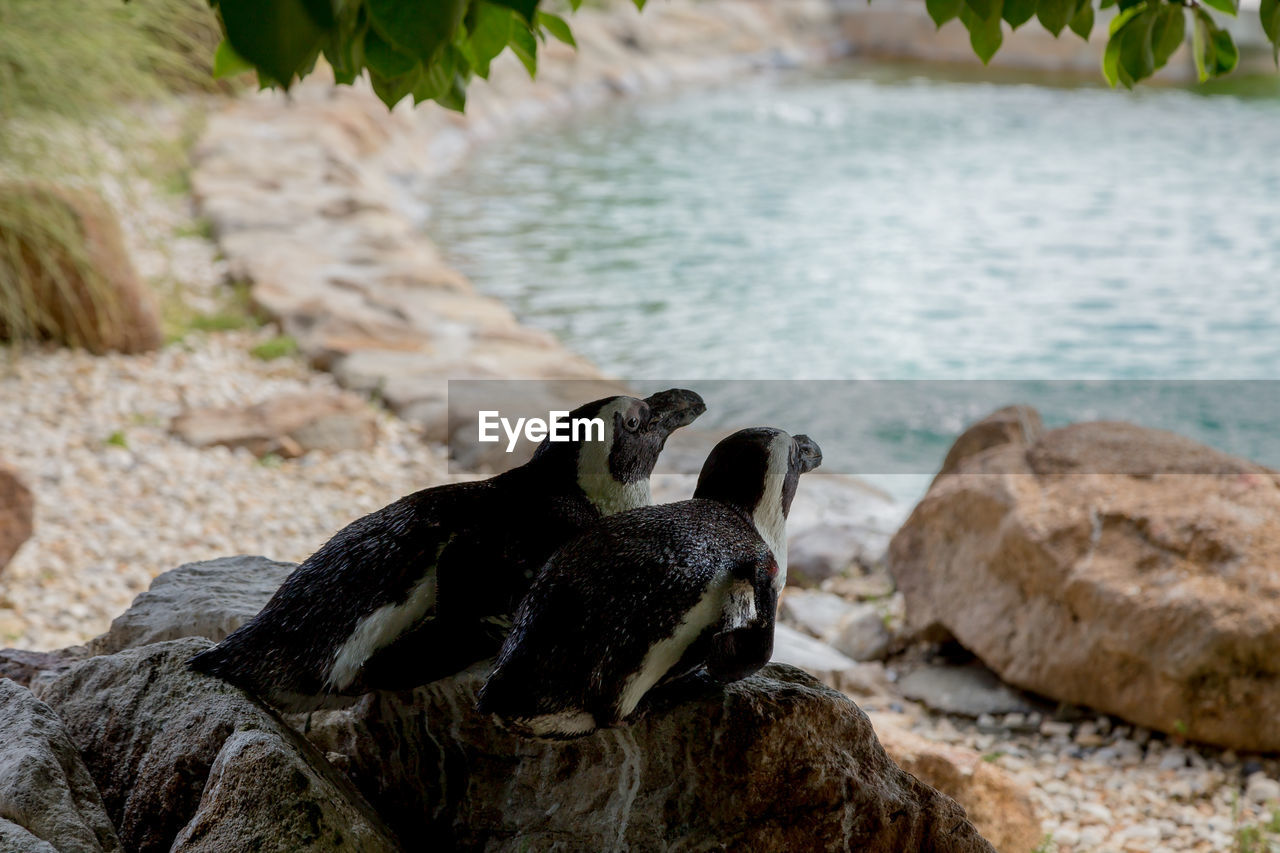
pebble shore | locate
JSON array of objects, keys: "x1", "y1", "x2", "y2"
[{"x1": 4, "y1": 15, "x2": 1279, "y2": 853}]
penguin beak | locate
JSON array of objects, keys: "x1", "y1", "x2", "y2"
[
  {"x1": 794, "y1": 434, "x2": 823, "y2": 474},
  {"x1": 644, "y1": 388, "x2": 706, "y2": 437}
]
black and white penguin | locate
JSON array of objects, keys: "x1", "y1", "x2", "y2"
[
  {"x1": 477, "y1": 427, "x2": 822, "y2": 738},
  {"x1": 188, "y1": 389, "x2": 706, "y2": 712}
]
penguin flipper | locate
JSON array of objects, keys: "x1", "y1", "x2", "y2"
[{"x1": 704, "y1": 550, "x2": 780, "y2": 683}]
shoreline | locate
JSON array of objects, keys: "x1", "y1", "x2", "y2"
[{"x1": 191, "y1": 0, "x2": 846, "y2": 444}]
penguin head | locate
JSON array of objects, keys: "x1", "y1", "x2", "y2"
[
  {"x1": 693, "y1": 428, "x2": 822, "y2": 581},
  {"x1": 533, "y1": 388, "x2": 706, "y2": 515}
]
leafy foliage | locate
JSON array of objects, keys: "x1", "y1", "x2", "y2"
[
  {"x1": 210, "y1": 0, "x2": 1277, "y2": 103},
  {"x1": 208, "y1": 0, "x2": 646, "y2": 110}
]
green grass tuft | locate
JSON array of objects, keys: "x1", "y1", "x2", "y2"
[
  {"x1": 250, "y1": 334, "x2": 299, "y2": 361},
  {"x1": 104, "y1": 429, "x2": 128, "y2": 448}
]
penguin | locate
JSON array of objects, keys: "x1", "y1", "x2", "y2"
[
  {"x1": 187, "y1": 388, "x2": 706, "y2": 712},
  {"x1": 477, "y1": 427, "x2": 822, "y2": 738}
]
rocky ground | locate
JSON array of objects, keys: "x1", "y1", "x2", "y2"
[
  {"x1": 0, "y1": 109, "x2": 450, "y2": 651},
  {"x1": 3, "y1": 5, "x2": 1280, "y2": 852}
]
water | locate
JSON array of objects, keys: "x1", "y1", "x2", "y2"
[{"x1": 426, "y1": 63, "x2": 1280, "y2": 499}]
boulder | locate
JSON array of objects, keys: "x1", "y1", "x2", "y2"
[
  {"x1": 0, "y1": 820, "x2": 58, "y2": 853},
  {"x1": 896, "y1": 664, "x2": 1043, "y2": 719},
  {"x1": 890, "y1": 409, "x2": 1280, "y2": 750},
  {"x1": 0, "y1": 679, "x2": 121, "y2": 852},
  {"x1": 874, "y1": 722, "x2": 1044, "y2": 853},
  {"x1": 780, "y1": 590, "x2": 893, "y2": 662},
  {"x1": 787, "y1": 522, "x2": 879, "y2": 587},
  {"x1": 305, "y1": 664, "x2": 994, "y2": 852},
  {"x1": 31, "y1": 638, "x2": 397, "y2": 853},
  {"x1": 0, "y1": 183, "x2": 162, "y2": 353},
  {"x1": 0, "y1": 465, "x2": 34, "y2": 573},
  {"x1": 90, "y1": 555, "x2": 295, "y2": 654},
  {"x1": 170, "y1": 393, "x2": 377, "y2": 459}
]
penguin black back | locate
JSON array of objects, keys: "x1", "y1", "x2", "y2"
[
  {"x1": 478, "y1": 427, "x2": 822, "y2": 738},
  {"x1": 188, "y1": 389, "x2": 705, "y2": 712}
]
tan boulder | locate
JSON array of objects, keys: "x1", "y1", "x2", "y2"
[
  {"x1": 0, "y1": 183, "x2": 162, "y2": 353},
  {"x1": 170, "y1": 392, "x2": 377, "y2": 458},
  {"x1": 874, "y1": 721, "x2": 1043, "y2": 853},
  {"x1": 890, "y1": 407, "x2": 1280, "y2": 750},
  {"x1": 0, "y1": 464, "x2": 34, "y2": 572}
]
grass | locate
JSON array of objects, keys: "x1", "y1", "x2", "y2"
[
  {"x1": 164, "y1": 281, "x2": 264, "y2": 343},
  {"x1": 250, "y1": 334, "x2": 299, "y2": 361},
  {"x1": 1030, "y1": 834, "x2": 1055, "y2": 853},
  {"x1": 0, "y1": 0, "x2": 219, "y2": 352},
  {"x1": 104, "y1": 429, "x2": 128, "y2": 448}
]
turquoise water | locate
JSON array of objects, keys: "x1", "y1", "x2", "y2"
[{"x1": 425, "y1": 63, "x2": 1280, "y2": 496}]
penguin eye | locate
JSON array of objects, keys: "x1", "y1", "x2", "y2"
[{"x1": 625, "y1": 415, "x2": 640, "y2": 432}]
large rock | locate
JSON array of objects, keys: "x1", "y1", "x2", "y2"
[
  {"x1": 890, "y1": 408, "x2": 1280, "y2": 750},
  {"x1": 90, "y1": 556, "x2": 295, "y2": 655},
  {"x1": 0, "y1": 183, "x2": 162, "y2": 353},
  {"x1": 31, "y1": 638, "x2": 397, "y2": 853},
  {"x1": 305, "y1": 665, "x2": 994, "y2": 852},
  {"x1": 874, "y1": 722, "x2": 1043, "y2": 853},
  {"x1": 0, "y1": 465, "x2": 34, "y2": 573},
  {"x1": 0, "y1": 679, "x2": 121, "y2": 852},
  {"x1": 170, "y1": 393, "x2": 378, "y2": 459}
]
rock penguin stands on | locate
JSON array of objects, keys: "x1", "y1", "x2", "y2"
[
  {"x1": 478, "y1": 427, "x2": 822, "y2": 737},
  {"x1": 188, "y1": 389, "x2": 706, "y2": 711}
]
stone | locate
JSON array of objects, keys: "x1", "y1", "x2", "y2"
[
  {"x1": 0, "y1": 679, "x2": 121, "y2": 852},
  {"x1": 304, "y1": 664, "x2": 994, "y2": 851},
  {"x1": 0, "y1": 820, "x2": 58, "y2": 853},
  {"x1": 830, "y1": 604, "x2": 894, "y2": 662},
  {"x1": 0, "y1": 464, "x2": 33, "y2": 574},
  {"x1": 0, "y1": 648, "x2": 85, "y2": 690},
  {"x1": 170, "y1": 730, "x2": 399, "y2": 853},
  {"x1": 0, "y1": 182, "x2": 162, "y2": 353},
  {"x1": 91, "y1": 556, "x2": 296, "y2": 655},
  {"x1": 873, "y1": 722, "x2": 1043, "y2": 853},
  {"x1": 32, "y1": 638, "x2": 395, "y2": 853},
  {"x1": 787, "y1": 522, "x2": 878, "y2": 587},
  {"x1": 1245, "y1": 774, "x2": 1280, "y2": 805},
  {"x1": 897, "y1": 664, "x2": 1043, "y2": 718},
  {"x1": 170, "y1": 393, "x2": 377, "y2": 458},
  {"x1": 771, "y1": 622, "x2": 891, "y2": 696},
  {"x1": 932, "y1": 404, "x2": 1042, "y2": 482},
  {"x1": 779, "y1": 588, "x2": 860, "y2": 639},
  {"x1": 890, "y1": 408, "x2": 1280, "y2": 750}
]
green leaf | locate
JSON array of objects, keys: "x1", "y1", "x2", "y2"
[
  {"x1": 216, "y1": 0, "x2": 332, "y2": 87},
  {"x1": 299, "y1": 0, "x2": 336, "y2": 28},
  {"x1": 509, "y1": 22, "x2": 538, "y2": 77},
  {"x1": 1210, "y1": 23, "x2": 1239, "y2": 73},
  {"x1": 363, "y1": 26, "x2": 418, "y2": 78},
  {"x1": 1103, "y1": 23, "x2": 1124, "y2": 85},
  {"x1": 633, "y1": 0, "x2": 647, "y2": 9},
  {"x1": 960, "y1": 0, "x2": 1004, "y2": 62},
  {"x1": 212, "y1": 39, "x2": 254, "y2": 79},
  {"x1": 537, "y1": 11, "x2": 576, "y2": 47},
  {"x1": 1150, "y1": 4, "x2": 1186, "y2": 68},
  {"x1": 1118, "y1": 7, "x2": 1157, "y2": 82},
  {"x1": 1192, "y1": 8, "x2": 1240, "y2": 78},
  {"x1": 1200, "y1": 0, "x2": 1238, "y2": 17},
  {"x1": 367, "y1": 0, "x2": 467, "y2": 63},
  {"x1": 487, "y1": 0, "x2": 539, "y2": 24},
  {"x1": 1002, "y1": 0, "x2": 1037, "y2": 29},
  {"x1": 927, "y1": 0, "x2": 964, "y2": 27},
  {"x1": 567, "y1": 0, "x2": 582, "y2": 9},
  {"x1": 412, "y1": 45, "x2": 468, "y2": 110},
  {"x1": 1262, "y1": 0, "x2": 1280, "y2": 61},
  {"x1": 1264, "y1": 0, "x2": 1280, "y2": 42},
  {"x1": 1099, "y1": 0, "x2": 1116, "y2": 8},
  {"x1": 369, "y1": 64, "x2": 422, "y2": 109},
  {"x1": 1037, "y1": 0, "x2": 1078, "y2": 37},
  {"x1": 463, "y1": 3, "x2": 514, "y2": 78},
  {"x1": 963, "y1": 0, "x2": 997, "y2": 22},
  {"x1": 1068, "y1": 1, "x2": 1094, "y2": 39}
]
